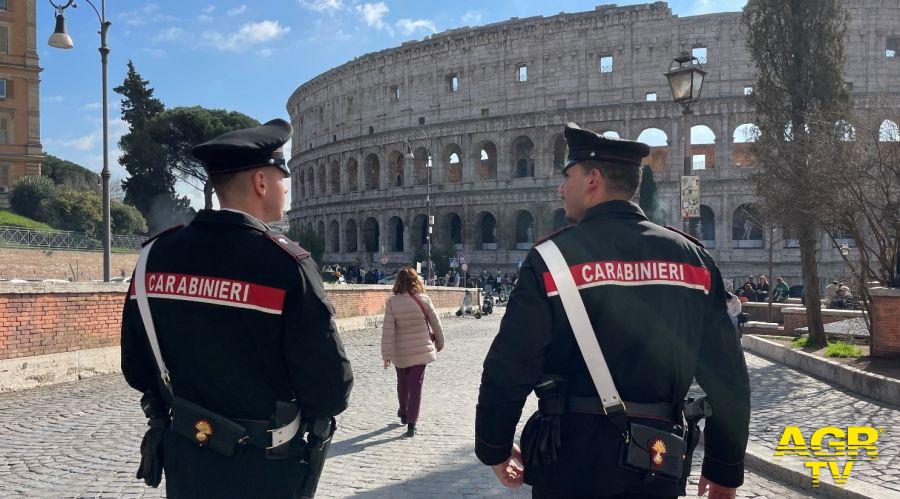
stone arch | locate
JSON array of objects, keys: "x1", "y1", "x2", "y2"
[
  {"x1": 387, "y1": 216, "x2": 404, "y2": 252},
  {"x1": 364, "y1": 153, "x2": 381, "y2": 190},
  {"x1": 732, "y1": 204, "x2": 763, "y2": 248},
  {"x1": 478, "y1": 141, "x2": 498, "y2": 180},
  {"x1": 316, "y1": 163, "x2": 326, "y2": 195},
  {"x1": 511, "y1": 136, "x2": 535, "y2": 178},
  {"x1": 306, "y1": 221, "x2": 313, "y2": 234},
  {"x1": 299, "y1": 168, "x2": 306, "y2": 198},
  {"x1": 602, "y1": 130, "x2": 621, "y2": 139},
  {"x1": 344, "y1": 219, "x2": 358, "y2": 253},
  {"x1": 347, "y1": 158, "x2": 359, "y2": 192},
  {"x1": 362, "y1": 217, "x2": 379, "y2": 252},
  {"x1": 879, "y1": 119, "x2": 899, "y2": 142},
  {"x1": 636, "y1": 128, "x2": 669, "y2": 172},
  {"x1": 688, "y1": 205, "x2": 716, "y2": 248},
  {"x1": 549, "y1": 208, "x2": 567, "y2": 232},
  {"x1": 476, "y1": 211, "x2": 498, "y2": 250},
  {"x1": 443, "y1": 143, "x2": 463, "y2": 183},
  {"x1": 411, "y1": 213, "x2": 428, "y2": 250},
  {"x1": 551, "y1": 134, "x2": 567, "y2": 173},
  {"x1": 388, "y1": 149, "x2": 405, "y2": 187},
  {"x1": 413, "y1": 146, "x2": 430, "y2": 185},
  {"x1": 306, "y1": 169, "x2": 315, "y2": 198},
  {"x1": 732, "y1": 123, "x2": 759, "y2": 167},
  {"x1": 317, "y1": 220, "x2": 325, "y2": 242},
  {"x1": 690, "y1": 125, "x2": 716, "y2": 170},
  {"x1": 329, "y1": 220, "x2": 340, "y2": 253},
  {"x1": 439, "y1": 212, "x2": 463, "y2": 249},
  {"x1": 329, "y1": 160, "x2": 341, "y2": 193},
  {"x1": 513, "y1": 210, "x2": 535, "y2": 249}
]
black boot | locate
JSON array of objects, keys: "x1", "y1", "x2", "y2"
[
  {"x1": 406, "y1": 424, "x2": 416, "y2": 437},
  {"x1": 397, "y1": 409, "x2": 407, "y2": 425}
]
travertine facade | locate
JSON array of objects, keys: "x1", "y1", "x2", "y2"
[
  {"x1": 0, "y1": 0, "x2": 43, "y2": 207},
  {"x1": 286, "y1": 1, "x2": 900, "y2": 285}
]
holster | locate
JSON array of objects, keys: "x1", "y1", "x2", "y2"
[
  {"x1": 522, "y1": 375, "x2": 567, "y2": 469},
  {"x1": 300, "y1": 416, "x2": 336, "y2": 499},
  {"x1": 680, "y1": 396, "x2": 712, "y2": 488},
  {"x1": 136, "y1": 392, "x2": 169, "y2": 488}
]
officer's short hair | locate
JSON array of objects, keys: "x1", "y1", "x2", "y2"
[
  {"x1": 210, "y1": 171, "x2": 244, "y2": 198},
  {"x1": 578, "y1": 159, "x2": 640, "y2": 196}
]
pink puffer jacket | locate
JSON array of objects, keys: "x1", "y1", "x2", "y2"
[{"x1": 381, "y1": 293, "x2": 445, "y2": 369}]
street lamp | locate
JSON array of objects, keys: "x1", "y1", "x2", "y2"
[
  {"x1": 48, "y1": 0, "x2": 112, "y2": 282},
  {"x1": 664, "y1": 50, "x2": 707, "y2": 233},
  {"x1": 404, "y1": 129, "x2": 433, "y2": 284}
]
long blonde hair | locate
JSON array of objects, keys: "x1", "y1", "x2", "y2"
[{"x1": 393, "y1": 267, "x2": 425, "y2": 295}]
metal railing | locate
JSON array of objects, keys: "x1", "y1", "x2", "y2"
[{"x1": 0, "y1": 225, "x2": 146, "y2": 251}]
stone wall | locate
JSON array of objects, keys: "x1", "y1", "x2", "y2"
[
  {"x1": 0, "y1": 248, "x2": 140, "y2": 281},
  {"x1": 782, "y1": 307, "x2": 868, "y2": 335},
  {"x1": 870, "y1": 287, "x2": 900, "y2": 357}
]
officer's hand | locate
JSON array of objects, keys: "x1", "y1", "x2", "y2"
[
  {"x1": 383, "y1": 360, "x2": 391, "y2": 369},
  {"x1": 698, "y1": 476, "x2": 737, "y2": 499},
  {"x1": 490, "y1": 443, "x2": 524, "y2": 488}
]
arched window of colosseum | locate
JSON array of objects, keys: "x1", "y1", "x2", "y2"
[
  {"x1": 443, "y1": 144, "x2": 463, "y2": 183},
  {"x1": 363, "y1": 217, "x2": 380, "y2": 253},
  {"x1": 306, "y1": 222, "x2": 313, "y2": 234},
  {"x1": 879, "y1": 119, "x2": 899, "y2": 142},
  {"x1": 479, "y1": 142, "x2": 497, "y2": 180},
  {"x1": 514, "y1": 210, "x2": 535, "y2": 249},
  {"x1": 732, "y1": 204, "x2": 763, "y2": 249},
  {"x1": 412, "y1": 214, "x2": 427, "y2": 250},
  {"x1": 413, "y1": 147, "x2": 430, "y2": 185},
  {"x1": 551, "y1": 135, "x2": 567, "y2": 172},
  {"x1": 317, "y1": 221, "x2": 325, "y2": 242},
  {"x1": 344, "y1": 219, "x2": 358, "y2": 253},
  {"x1": 602, "y1": 131, "x2": 621, "y2": 139},
  {"x1": 549, "y1": 208, "x2": 566, "y2": 232},
  {"x1": 732, "y1": 124, "x2": 759, "y2": 168},
  {"x1": 347, "y1": 158, "x2": 359, "y2": 191},
  {"x1": 688, "y1": 205, "x2": 716, "y2": 248},
  {"x1": 388, "y1": 150, "x2": 405, "y2": 187},
  {"x1": 299, "y1": 171, "x2": 306, "y2": 199},
  {"x1": 477, "y1": 212, "x2": 497, "y2": 251},
  {"x1": 440, "y1": 213, "x2": 463, "y2": 250},
  {"x1": 330, "y1": 160, "x2": 341, "y2": 193},
  {"x1": 317, "y1": 163, "x2": 326, "y2": 195},
  {"x1": 329, "y1": 220, "x2": 340, "y2": 253},
  {"x1": 512, "y1": 136, "x2": 535, "y2": 178},
  {"x1": 691, "y1": 125, "x2": 716, "y2": 170},
  {"x1": 388, "y1": 217, "x2": 404, "y2": 252},
  {"x1": 636, "y1": 128, "x2": 668, "y2": 173},
  {"x1": 365, "y1": 154, "x2": 381, "y2": 190},
  {"x1": 307, "y1": 169, "x2": 315, "y2": 197}
]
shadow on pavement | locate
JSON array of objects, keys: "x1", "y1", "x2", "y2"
[{"x1": 328, "y1": 424, "x2": 409, "y2": 458}]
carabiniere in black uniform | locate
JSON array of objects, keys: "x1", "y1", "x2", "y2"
[
  {"x1": 121, "y1": 119, "x2": 353, "y2": 498},
  {"x1": 475, "y1": 124, "x2": 750, "y2": 497}
]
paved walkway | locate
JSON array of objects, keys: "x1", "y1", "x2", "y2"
[{"x1": 1, "y1": 312, "x2": 818, "y2": 498}]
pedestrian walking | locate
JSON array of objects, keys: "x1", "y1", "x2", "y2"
[
  {"x1": 475, "y1": 123, "x2": 750, "y2": 498},
  {"x1": 120, "y1": 119, "x2": 354, "y2": 498},
  {"x1": 381, "y1": 267, "x2": 445, "y2": 437}
]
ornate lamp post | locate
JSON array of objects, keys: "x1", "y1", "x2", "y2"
[
  {"x1": 664, "y1": 50, "x2": 707, "y2": 233},
  {"x1": 48, "y1": 0, "x2": 112, "y2": 282},
  {"x1": 404, "y1": 129, "x2": 433, "y2": 283}
]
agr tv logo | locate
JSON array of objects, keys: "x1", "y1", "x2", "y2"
[{"x1": 775, "y1": 426, "x2": 882, "y2": 487}]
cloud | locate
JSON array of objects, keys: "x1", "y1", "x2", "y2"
[
  {"x1": 461, "y1": 10, "x2": 484, "y2": 25},
  {"x1": 153, "y1": 27, "x2": 184, "y2": 42},
  {"x1": 355, "y1": 2, "x2": 389, "y2": 30},
  {"x1": 227, "y1": 5, "x2": 248, "y2": 16},
  {"x1": 202, "y1": 20, "x2": 291, "y2": 52},
  {"x1": 202, "y1": 5, "x2": 216, "y2": 13},
  {"x1": 299, "y1": 0, "x2": 346, "y2": 13},
  {"x1": 258, "y1": 48, "x2": 273, "y2": 57},
  {"x1": 43, "y1": 95, "x2": 64, "y2": 103},
  {"x1": 142, "y1": 48, "x2": 167, "y2": 57},
  {"x1": 395, "y1": 19, "x2": 436, "y2": 36},
  {"x1": 198, "y1": 14, "x2": 215, "y2": 22},
  {"x1": 118, "y1": 4, "x2": 177, "y2": 27}
]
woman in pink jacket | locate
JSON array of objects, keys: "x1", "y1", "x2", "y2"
[{"x1": 381, "y1": 267, "x2": 445, "y2": 437}]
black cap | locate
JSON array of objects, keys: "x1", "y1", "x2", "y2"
[
  {"x1": 192, "y1": 119, "x2": 292, "y2": 176},
  {"x1": 563, "y1": 122, "x2": 650, "y2": 172}
]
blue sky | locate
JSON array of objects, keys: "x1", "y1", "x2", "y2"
[{"x1": 38, "y1": 0, "x2": 746, "y2": 209}]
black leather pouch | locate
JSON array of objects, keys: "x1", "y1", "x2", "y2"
[
  {"x1": 619, "y1": 423, "x2": 686, "y2": 480},
  {"x1": 170, "y1": 396, "x2": 248, "y2": 457}
]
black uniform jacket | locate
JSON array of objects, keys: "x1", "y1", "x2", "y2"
[
  {"x1": 120, "y1": 210, "x2": 353, "y2": 495},
  {"x1": 475, "y1": 201, "x2": 750, "y2": 496}
]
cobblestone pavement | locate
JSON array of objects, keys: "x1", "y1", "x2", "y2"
[{"x1": 2, "y1": 312, "x2": 816, "y2": 498}]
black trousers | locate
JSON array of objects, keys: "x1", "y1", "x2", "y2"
[{"x1": 533, "y1": 489, "x2": 677, "y2": 499}]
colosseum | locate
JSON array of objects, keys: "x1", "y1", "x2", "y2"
[{"x1": 286, "y1": 0, "x2": 900, "y2": 286}]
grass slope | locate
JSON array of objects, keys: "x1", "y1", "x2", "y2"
[{"x1": 0, "y1": 209, "x2": 53, "y2": 230}]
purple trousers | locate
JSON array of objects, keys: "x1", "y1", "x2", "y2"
[{"x1": 395, "y1": 364, "x2": 427, "y2": 425}]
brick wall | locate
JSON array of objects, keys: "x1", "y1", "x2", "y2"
[
  {"x1": 871, "y1": 288, "x2": 900, "y2": 357},
  {"x1": 782, "y1": 307, "x2": 867, "y2": 334},
  {"x1": 0, "y1": 248, "x2": 140, "y2": 281},
  {"x1": 0, "y1": 282, "x2": 474, "y2": 361}
]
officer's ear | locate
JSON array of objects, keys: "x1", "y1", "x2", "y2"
[{"x1": 251, "y1": 169, "x2": 269, "y2": 197}]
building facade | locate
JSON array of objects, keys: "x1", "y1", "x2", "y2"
[
  {"x1": 0, "y1": 0, "x2": 42, "y2": 208},
  {"x1": 286, "y1": 1, "x2": 900, "y2": 285}
]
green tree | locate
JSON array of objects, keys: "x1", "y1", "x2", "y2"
[
  {"x1": 743, "y1": 0, "x2": 853, "y2": 346},
  {"x1": 414, "y1": 245, "x2": 455, "y2": 278},
  {"x1": 40, "y1": 187, "x2": 102, "y2": 235},
  {"x1": 41, "y1": 155, "x2": 100, "y2": 192},
  {"x1": 115, "y1": 60, "x2": 193, "y2": 233},
  {"x1": 638, "y1": 165, "x2": 663, "y2": 224},
  {"x1": 111, "y1": 201, "x2": 149, "y2": 235},
  {"x1": 10, "y1": 175, "x2": 56, "y2": 221},
  {"x1": 148, "y1": 106, "x2": 260, "y2": 209},
  {"x1": 287, "y1": 228, "x2": 325, "y2": 267}
]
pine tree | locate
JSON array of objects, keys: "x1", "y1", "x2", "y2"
[{"x1": 638, "y1": 165, "x2": 662, "y2": 224}]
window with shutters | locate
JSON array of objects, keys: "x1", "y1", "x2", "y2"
[
  {"x1": 0, "y1": 165, "x2": 9, "y2": 187},
  {"x1": 0, "y1": 79, "x2": 6, "y2": 99},
  {"x1": 0, "y1": 117, "x2": 9, "y2": 144},
  {"x1": 0, "y1": 26, "x2": 8, "y2": 54}
]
